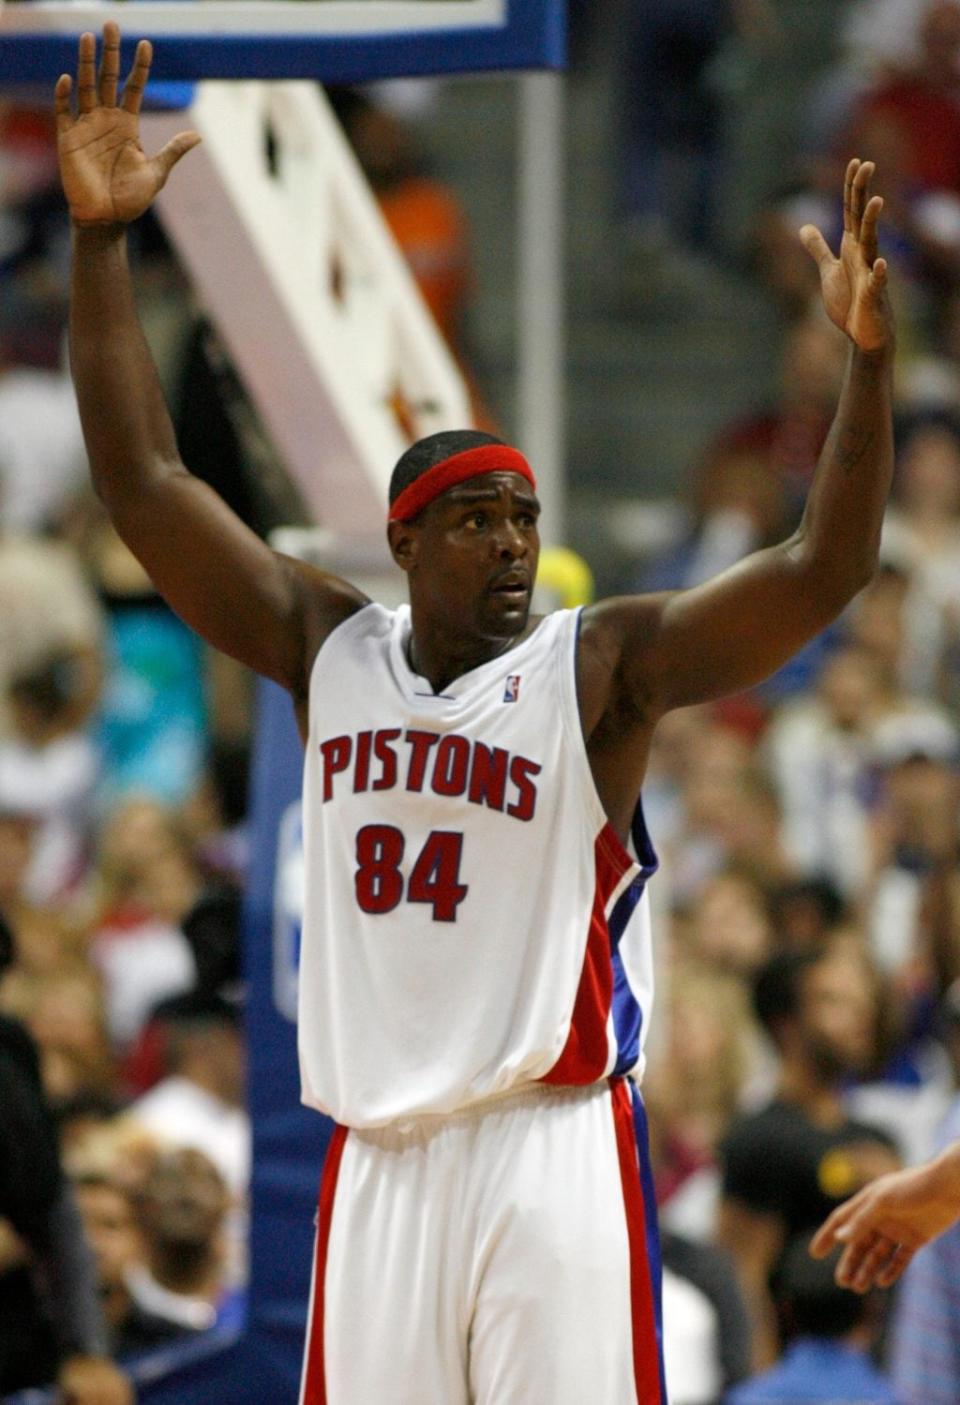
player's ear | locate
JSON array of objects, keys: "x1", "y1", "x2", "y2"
[{"x1": 387, "y1": 519, "x2": 419, "y2": 574}]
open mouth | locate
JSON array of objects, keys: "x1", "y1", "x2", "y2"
[{"x1": 489, "y1": 575, "x2": 529, "y2": 599}]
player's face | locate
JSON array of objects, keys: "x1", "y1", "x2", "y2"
[{"x1": 393, "y1": 472, "x2": 541, "y2": 640}]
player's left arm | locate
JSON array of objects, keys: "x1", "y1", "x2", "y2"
[{"x1": 591, "y1": 159, "x2": 894, "y2": 718}]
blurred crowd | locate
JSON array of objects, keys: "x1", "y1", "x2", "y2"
[
  {"x1": 605, "y1": 2, "x2": 960, "y2": 1402},
  {"x1": 0, "y1": 94, "x2": 255, "y2": 1398},
  {"x1": 6, "y1": 1, "x2": 960, "y2": 1402}
]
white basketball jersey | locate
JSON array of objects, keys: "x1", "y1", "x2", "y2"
[{"x1": 298, "y1": 603, "x2": 657, "y2": 1128}]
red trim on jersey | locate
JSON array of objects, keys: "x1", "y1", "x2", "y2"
[
  {"x1": 387, "y1": 445, "x2": 536, "y2": 521},
  {"x1": 303, "y1": 1124, "x2": 348, "y2": 1405},
  {"x1": 611, "y1": 1079, "x2": 663, "y2": 1404},
  {"x1": 541, "y1": 825, "x2": 629, "y2": 1085}
]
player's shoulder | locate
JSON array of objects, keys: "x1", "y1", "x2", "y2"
[
  {"x1": 579, "y1": 591, "x2": 670, "y2": 653},
  {"x1": 309, "y1": 594, "x2": 400, "y2": 670},
  {"x1": 278, "y1": 558, "x2": 378, "y2": 701}
]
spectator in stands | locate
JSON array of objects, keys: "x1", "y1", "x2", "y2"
[
  {"x1": 701, "y1": 315, "x2": 848, "y2": 510},
  {"x1": 887, "y1": 1088, "x2": 960, "y2": 1403},
  {"x1": 843, "y1": 2, "x2": 960, "y2": 303},
  {"x1": 769, "y1": 878, "x2": 848, "y2": 953},
  {"x1": 125, "y1": 992, "x2": 249, "y2": 1202},
  {"x1": 0, "y1": 913, "x2": 131, "y2": 1402},
  {"x1": 764, "y1": 643, "x2": 886, "y2": 900},
  {"x1": 812, "y1": 976, "x2": 960, "y2": 1285},
  {"x1": 882, "y1": 415, "x2": 960, "y2": 702},
  {"x1": 639, "y1": 443, "x2": 790, "y2": 594},
  {"x1": 91, "y1": 796, "x2": 199, "y2": 1053},
  {"x1": 646, "y1": 963, "x2": 762, "y2": 1242},
  {"x1": 865, "y1": 724, "x2": 960, "y2": 1003},
  {"x1": 0, "y1": 794, "x2": 63, "y2": 974},
  {"x1": 329, "y1": 87, "x2": 495, "y2": 430},
  {"x1": 0, "y1": 513, "x2": 103, "y2": 742},
  {"x1": 660, "y1": 719, "x2": 759, "y2": 906},
  {"x1": 661, "y1": 1230, "x2": 752, "y2": 1405},
  {"x1": 180, "y1": 736, "x2": 251, "y2": 893},
  {"x1": 85, "y1": 520, "x2": 209, "y2": 809},
  {"x1": 125, "y1": 1147, "x2": 240, "y2": 1341},
  {"x1": 0, "y1": 344, "x2": 87, "y2": 534},
  {"x1": 718, "y1": 945, "x2": 900, "y2": 1367},
  {"x1": 724, "y1": 1236, "x2": 901, "y2": 1404},
  {"x1": 849, "y1": 2, "x2": 960, "y2": 202},
  {"x1": 685, "y1": 868, "x2": 776, "y2": 978},
  {"x1": 72, "y1": 1162, "x2": 191, "y2": 1361},
  {"x1": 8, "y1": 965, "x2": 117, "y2": 1110},
  {"x1": 0, "y1": 651, "x2": 99, "y2": 906}
]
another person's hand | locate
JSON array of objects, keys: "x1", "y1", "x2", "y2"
[
  {"x1": 810, "y1": 1143, "x2": 960, "y2": 1292},
  {"x1": 55, "y1": 21, "x2": 199, "y2": 226},
  {"x1": 57, "y1": 1353, "x2": 134, "y2": 1405},
  {"x1": 799, "y1": 157, "x2": 893, "y2": 354}
]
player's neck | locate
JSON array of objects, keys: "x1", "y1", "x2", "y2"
[{"x1": 407, "y1": 616, "x2": 532, "y2": 694}]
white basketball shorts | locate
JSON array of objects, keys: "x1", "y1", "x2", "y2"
[{"x1": 299, "y1": 1078, "x2": 666, "y2": 1404}]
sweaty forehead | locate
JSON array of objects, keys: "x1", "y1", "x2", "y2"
[{"x1": 439, "y1": 472, "x2": 539, "y2": 508}]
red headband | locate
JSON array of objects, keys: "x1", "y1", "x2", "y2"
[{"x1": 388, "y1": 445, "x2": 536, "y2": 522}]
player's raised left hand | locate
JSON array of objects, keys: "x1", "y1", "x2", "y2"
[
  {"x1": 799, "y1": 158, "x2": 892, "y2": 354},
  {"x1": 55, "y1": 22, "x2": 200, "y2": 226}
]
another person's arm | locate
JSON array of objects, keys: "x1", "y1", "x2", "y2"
[
  {"x1": 810, "y1": 1141, "x2": 960, "y2": 1292},
  {"x1": 58, "y1": 25, "x2": 366, "y2": 704}
]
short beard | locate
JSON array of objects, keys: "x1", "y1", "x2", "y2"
[{"x1": 808, "y1": 1036, "x2": 861, "y2": 1086}]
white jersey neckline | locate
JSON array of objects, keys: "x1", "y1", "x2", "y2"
[{"x1": 387, "y1": 602, "x2": 552, "y2": 702}]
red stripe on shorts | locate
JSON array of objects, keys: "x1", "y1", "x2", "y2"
[
  {"x1": 611, "y1": 1079, "x2": 662, "y2": 1404},
  {"x1": 303, "y1": 1124, "x2": 348, "y2": 1405}
]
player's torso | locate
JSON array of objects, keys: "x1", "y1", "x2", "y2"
[{"x1": 298, "y1": 603, "x2": 656, "y2": 1128}]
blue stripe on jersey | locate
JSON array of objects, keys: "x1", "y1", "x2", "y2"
[
  {"x1": 611, "y1": 945, "x2": 642, "y2": 1076},
  {"x1": 609, "y1": 799, "x2": 658, "y2": 1076},
  {"x1": 630, "y1": 1083, "x2": 668, "y2": 1404},
  {"x1": 630, "y1": 796, "x2": 659, "y2": 884}
]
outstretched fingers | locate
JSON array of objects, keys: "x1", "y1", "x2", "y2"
[
  {"x1": 54, "y1": 73, "x2": 74, "y2": 132},
  {"x1": 121, "y1": 39, "x2": 154, "y2": 116},
  {"x1": 869, "y1": 256, "x2": 888, "y2": 294},
  {"x1": 860, "y1": 193, "x2": 883, "y2": 265},
  {"x1": 799, "y1": 223, "x2": 835, "y2": 273},
  {"x1": 842, "y1": 157, "x2": 860, "y2": 238},
  {"x1": 151, "y1": 131, "x2": 203, "y2": 190},
  {"x1": 875, "y1": 1241, "x2": 915, "y2": 1289},
  {"x1": 844, "y1": 1232, "x2": 915, "y2": 1292},
  {"x1": 76, "y1": 30, "x2": 98, "y2": 115},
  {"x1": 98, "y1": 21, "x2": 122, "y2": 108},
  {"x1": 835, "y1": 1229, "x2": 883, "y2": 1290},
  {"x1": 850, "y1": 159, "x2": 876, "y2": 243}
]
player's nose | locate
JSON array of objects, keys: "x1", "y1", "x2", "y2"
[{"x1": 494, "y1": 519, "x2": 528, "y2": 558}]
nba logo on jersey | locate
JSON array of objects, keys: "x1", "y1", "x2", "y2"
[
  {"x1": 503, "y1": 674, "x2": 521, "y2": 703},
  {"x1": 273, "y1": 801, "x2": 304, "y2": 1023}
]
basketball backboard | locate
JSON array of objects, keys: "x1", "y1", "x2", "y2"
[{"x1": 0, "y1": 0, "x2": 564, "y2": 82}]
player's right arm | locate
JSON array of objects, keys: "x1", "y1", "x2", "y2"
[{"x1": 59, "y1": 26, "x2": 366, "y2": 699}]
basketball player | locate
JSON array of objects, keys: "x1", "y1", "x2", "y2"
[
  {"x1": 55, "y1": 24, "x2": 894, "y2": 1404},
  {"x1": 811, "y1": 1139, "x2": 960, "y2": 1293}
]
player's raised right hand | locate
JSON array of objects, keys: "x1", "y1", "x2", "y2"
[{"x1": 55, "y1": 22, "x2": 200, "y2": 226}]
